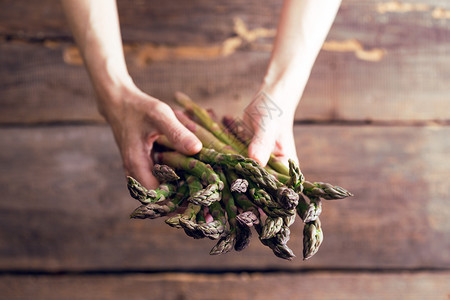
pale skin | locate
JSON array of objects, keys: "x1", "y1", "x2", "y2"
[{"x1": 61, "y1": 0, "x2": 341, "y2": 189}]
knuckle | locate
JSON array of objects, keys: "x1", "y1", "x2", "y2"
[
  {"x1": 145, "y1": 101, "x2": 169, "y2": 119},
  {"x1": 153, "y1": 102, "x2": 172, "y2": 115},
  {"x1": 169, "y1": 126, "x2": 184, "y2": 143}
]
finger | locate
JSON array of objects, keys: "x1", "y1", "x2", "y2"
[
  {"x1": 152, "y1": 104, "x2": 202, "y2": 155},
  {"x1": 122, "y1": 139, "x2": 159, "y2": 190},
  {"x1": 272, "y1": 153, "x2": 292, "y2": 169},
  {"x1": 247, "y1": 122, "x2": 276, "y2": 167},
  {"x1": 174, "y1": 110, "x2": 198, "y2": 133},
  {"x1": 272, "y1": 134, "x2": 299, "y2": 167}
]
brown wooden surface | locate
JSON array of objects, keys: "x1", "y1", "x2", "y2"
[
  {"x1": 0, "y1": 125, "x2": 448, "y2": 271},
  {"x1": 1, "y1": 0, "x2": 449, "y2": 298},
  {"x1": 1, "y1": 39, "x2": 450, "y2": 124},
  {"x1": 1, "y1": 272, "x2": 449, "y2": 300},
  {"x1": 1, "y1": 0, "x2": 450, "y2": 124},
  {"x1": 2, "y1": 0, "x2": 450, "y2": 45}
]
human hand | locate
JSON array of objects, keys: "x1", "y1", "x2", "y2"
[
  {"x1": 98, "y1": 83, "x2": 202, "y2": 189},
  {"x1": 240, "y1": 0, "x2": 341, "y2": 169},
  {"x1": 244, "y1": 89, "x2": 298, "y2": 168}
]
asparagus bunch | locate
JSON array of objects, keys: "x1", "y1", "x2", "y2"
[{"x1": 126, "y1": 92, "x2": 353, "y2": 260}]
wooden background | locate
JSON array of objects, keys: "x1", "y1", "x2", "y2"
[{"x1": 1, "y1": 0, "x2": 449, "y2": 299}]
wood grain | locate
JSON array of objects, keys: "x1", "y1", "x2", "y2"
[
  {"x1": 2, "y1": 0, "x2": 450, "y2": 45},
  {"x1": 0, "y1": 125, "x2": 448, "y2": 271},
  {"x1": 1, "y1": 272, "x2": 449, "y2": 300},
  {"x1": 1, "y1": 39, "x2": 450, "y2": 124},
  {"x1": 1, "y1": 0, "x2": 450, "y2": 123},
  {"x1": 0, "y1": 41, "x2": 330, "y2": 124},
  {"x1": 2, "y1": 0, "x2": 449, "y2": 295}
]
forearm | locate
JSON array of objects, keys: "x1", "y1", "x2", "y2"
[
  {"x1": 264, "y1": 0, "x2": 341, "y2": 111},
  {"x1": 61, "y1": 0, "x2": 134, "y2": 111}
]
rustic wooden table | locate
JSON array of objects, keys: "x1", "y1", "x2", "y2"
[{"x1": 1, "y1": 0, "x2": 449, "y2": 299}]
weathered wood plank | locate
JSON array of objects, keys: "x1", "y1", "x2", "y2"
[
  {"x1": 1, "y1": 38, "x2": 450, "y2": 124},
  {"x1": 0, "y1": 125, "x2": 449, "y2": 271},
  {"x1": 0, "y1": 0, "x2": 281, "y2": 44},
  {"x1": 1, "y1": 272, "x2": 450, "y2": 300},
  {"x1": 0, "y1": 41, "x2": 334, "y2": 124},
  {"x1": 1, "y1": 0, "x2": 450, "y2": 45}
]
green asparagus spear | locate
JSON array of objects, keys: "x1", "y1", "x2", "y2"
[
  {"x1": 303, "y1": 181, "x2": 353, "y2": 200},
  {"x1": 197, "y1": 207, "x2": 206, "y2": 224},
  {"x1": 198, "y1": 148, "x2": 279, "y2": 192},
  {"x1": 210, "y1": 169, "x2": 237, "y2": 255},
  {"x1": 178, "y1": 175, "x2": 205, "y2": 238},
  {"x1": 183, "y1": 174, "x2": 219, "y2": 207},
  {"x1": 274, "y1": 226, "x2": 291, "y2": 245},
  {"x1": 235, "y1": 224, "x2": 252, "y2": 251},
  {"x1": 260, "y1": 216, "x2": 284, "y2": 239},
  {"x1": 198, "y1": 148, "x2": 299, "y2": 214},
  {"x1": 245, "y1": 180, "x2": 295, "y2": 218},
  {"x1": 266, "y1": 169, "x2": 353, "y2": 201},
  {"x1": 165, "y1": 202, "x2": 202, "y2": 230},
  {"x1": 157, "y1": 151, "x2": 224, "y2": 206},
  {"x1": 185, "y1": 174, "x2": 203, "y2": 195},
  {"x1": 296, "y1": 193, "x2": 318, "y2": 223},
  {"x1": 197, "y1": 201, "x2": 226, "y2": 240},
  {"x1": 179, "y1": 209, "x2": 205, "y2": 239},
  {"x1": 157, "y1": 152, "x2": 223, "y2": 187},
  {"x1": 225, "y1": 174, "x2": 254, "y2": 252},
  {"x1": 285, "y1": 159, "x2": 304, "y2": 193},
  {"x1": 152, "y1": 164, "x2": 180, "y2": 182},
  {"x1": 130, "y1": 182, "x2": 186, "y2": 219},
  {"x1": 276, "y1": 186, "x2": 299, "y2": 210},
  {"x1": 127, "y1": 176, "x2": 178, "y2": 204},
  {"x1": 303, "y1": 218, "x2": 324, "y2": 260},
  {"x1": 228, "y1": 171, "x2": 261, "y2": 229},
  {"x1": 254, "y1": 216, "x2": 295, "y2": 260},
  {"x1": 261, "y1": 237, "x2": 296, "y2": 260},
  {"x1": 189, "y1": 183, "x2": 222, "y2": 206},
  {"x1": 230, "y1": 178, "x2": 249, "y2": 193},
  {"x1": 236, "y1": 211, "x2": 259, "y2": 227},
  {"x1": 175, "y1": 92, "x2": 247, "y2": 155},
  {"x1": 209, "y1": 233, "x2": 236, "y2": 255},
  {"x1": 176, "y1": 111, "x2": 238, "y2": 155},
  {"x1": 247, "y1": 182, "x2": 278, "y2": 208},
  {"x1": 165, "y1": 214, "x2": 183, "y2": 228},
  {"x1": 283, "y1": 214, "x2": 296, "y2": 227}
]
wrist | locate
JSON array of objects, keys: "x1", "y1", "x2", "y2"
[
  {"x1": 90, "y1": 58, "x2": 134, "y2": 97},
  {"x1": 247, "y1": 86, "x2": 295, "y2": 125},
  {"x1": 93, "y1": 71, "x2": 139, "y2": 120},
  {"x1": 262, "y1": 45, "x2": 317, "y2": 112},
  {"x1": 258, "y1": 78, "x2": 302, "y2": 117}
]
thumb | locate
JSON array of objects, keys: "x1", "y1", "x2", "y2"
[
  {"x1": 248, "y1": 123, "x2": 276, "y2": 167},
  {"x1": 124, "y1": 145, "x2": 160, "y2": 190},
  {"x1": 153, "y1": 104, "x2": 202, "y2": 155}
]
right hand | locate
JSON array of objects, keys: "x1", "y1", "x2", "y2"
[
  {"x1": 244, "y1": 88, "x2": 298, "y2": 168},
  {"x1": 98, "y1": 83, "x2": 202, "y2": 190}
]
